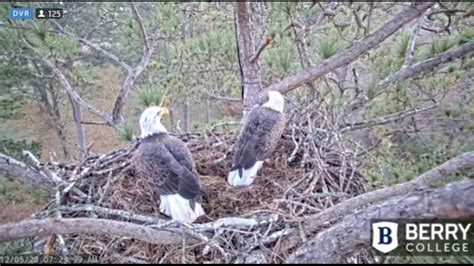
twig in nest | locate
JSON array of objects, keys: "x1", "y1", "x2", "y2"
[{"x1": 54, "y1": 189, "x2": 69, "y2": 254}]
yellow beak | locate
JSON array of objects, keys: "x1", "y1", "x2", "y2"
[
  {"x1": 160, "y1": 95, "x2": 169, "y2": 108},
  {"x1": 159, "y1": 107, "x2": 170, "y2": 117}
]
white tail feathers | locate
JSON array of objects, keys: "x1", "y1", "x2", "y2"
[
  {"x1": 227, "y1": 161, "x2": 263, "y2": 187},
  {"x1": 159, "y1": 194, "x2": 205, "y2": 224}
]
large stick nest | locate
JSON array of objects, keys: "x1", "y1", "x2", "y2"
[{"x1": 30, "y1": 108, "x2": 373, "y2": 263}]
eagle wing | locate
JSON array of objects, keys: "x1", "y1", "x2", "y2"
[
  {"x1": 132, "y1": 135, "x2": 200, "y2": 200},
  {"x1": 232, "y1": 105, "x2": 286, "y2": 170}
]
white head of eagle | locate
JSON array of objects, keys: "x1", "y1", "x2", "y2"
[
  {"x1": 139, "y1": 106, "x2": 169, "y2": 137},
  {"x1": 262, "y1": 90, "x2": 285, "y2": 113},
  {"x1": 227, "y1": 90, "x2": 287, "y2": 187}
]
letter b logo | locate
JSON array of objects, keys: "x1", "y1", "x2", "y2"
[
  {"x1": 372, "y1": 222, "x2": 399, "y2": 253},
  {"x1": 378, "y1": 226, "x2": 392, "y2": 244}
]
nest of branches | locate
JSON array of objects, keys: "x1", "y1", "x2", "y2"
[{"x1": 30, "y1": 105, "x2": 373, "y2": 263}]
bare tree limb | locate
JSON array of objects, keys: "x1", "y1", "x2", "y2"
[
  {"x1": 282, "y1": 3, "x2": 338, "y2": 33},
  {"x1": 84, "y1": 19, "x2": 115, "y2": 40},
  {"x1": 378, "y1": 40, "x2": 474, "y2": 89},
  {"x1": 0, "y1": 153, "x2": 54, "y2": 189},
  {"x1": 421, "y1": 9, "x2": 466, "y2": 35},
  {"x1": 111, "y1": 29, "x2": 160, "y2": 125},
  {"x1": 427, "y1": 9, "x2": 467, "y2": 19},
  {"x1": 206, "y1": 92, "x2": 241, "y2": 102},
  {"x1": 263, "y1": 2, "x2": 435, "y2": 96},
  {"x1": 80, "y1": 121, "x2": 110, "y2": 126},
  {"x1": 129, "y1": 2, "x2": 149, "y2": 53},
  {"x1": 52, "y1": 204, "x2": 167, "y2": 225},
  {"x1": 47, "y1": 204, "x2": 278, "y2": 232},
  {"x1": 51, "y1": 20, "x2": 132, "y2": 72},
  {"x1": 250, "y1": 35, "x2": 272, "y2": 63},
  {"x1": 340, "y1": 102, "x2": 438, "y2": 133},
  {"x1": 41, "y1": 57, "x2": 113, "y2": 124},
  {"x1": 347, "y1": 40, "x2": 474, "y2": 111},
  {"x1": 402, "y1": 9, "x2": 428, "y2": 68},
  {"x1": 66, "y1": 93, "x2": 87, "y2": 158},
  {"x1": 0, "y1": 218, "x2": 199, "y2": 246},
  {"x1": 287, "y1": 179, "x2": 474, "y2": 263},
  {"x1": 50, "y1": 17, "x2": 160, "y2": 125},
  {"x1": 0, "y1": 151, "x2": 90, "y2": 201}
]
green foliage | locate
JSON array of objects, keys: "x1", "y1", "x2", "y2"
[
  {"x1": 116, "y1": 120, "x2": 135, "y2": 142},
  {"x1": 0, "y1": 58, "x2": 31, "y2": 120},
  {"x1": 276, "y1": 40, "x2": 296, "y2": 72},
  {"x1": 48, "y1": 36, "x2": 78, "y2": 56},
  {"x1": 395, "y1": 33, "x2": 410, "y2": 59},
  {"x1": 316, "y1": 34, "x2": 344, "y2": 60},
  {"x1": 74, "y1": 63, "x2": 101, "y2": 87},
  {"x1": 457, "y1": 27, "x2": 474, "y2": 45},
  {"x1": 0, "y1": 175, "x2": 48, "y2": 204},
  {"x1": 0, "y1": 93, "x2": 26, "y2": 120},
  {"x1": 133, "y1": 84, "x2": 168, "y2": 108},
  {"x1": 23, "y1": 21, "x2": 51, "y2": 53},
  {"x1": 155, "y1": 2, "x2": 181, "y2": 34},
  {"x1": 365, "y1": 133, "x2": 474, "y2": 186},
  {"x1": 0, "y1": 139, "x2": 42, "y2": 162},
  {"x1": 425, "y1": 38, "x2": 456, "y2": 58},
  {"x1": 441, "y1": 105, "x2": 462, "y2": 119},
  {"x1": 262, "y1": 37, "x2": 298, "y2": 79},
  {"x1": 0, "y1": 239, "x2": 37, "y2": 256}
]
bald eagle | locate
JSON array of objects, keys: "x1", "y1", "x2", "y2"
[
  {"x1": 132, "y1": 106, "x2": 205, "y2": 223},
  {"x1": 227, "y1": 90, "x2": 287, "y2": 186}
]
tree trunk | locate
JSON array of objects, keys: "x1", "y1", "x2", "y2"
[{"x1": 235, "y1": 2, "x2": 263, "y2": 111}]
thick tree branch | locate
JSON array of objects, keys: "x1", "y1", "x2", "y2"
[
  {"x1": 378, "y1": 40, "x2": 474, "y2": 89},
  {"x1": 288, "y1": 179, "x2": 474, "y2": 263},
  {"x1": 111, "y1": 27, "x2": 160, "y2": 125},
  {"x1": 278, "y1": 151, "x2": 474, "y2": 255},
  {"x1": 46, "y1": 204, "x2": 277, "y2": 232},
  {"x1": 304, "y1": 151, "x2": 474, "y2": 233},
  {"x1": 0, "y1": 153, "x2": 54, "y2": 188},
  {"x1": 263, "y1": 2, "x2": 435, "y2": 96},
  {"x1": 0, "y1": 218, "x2": 199, "y2": 245}
]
